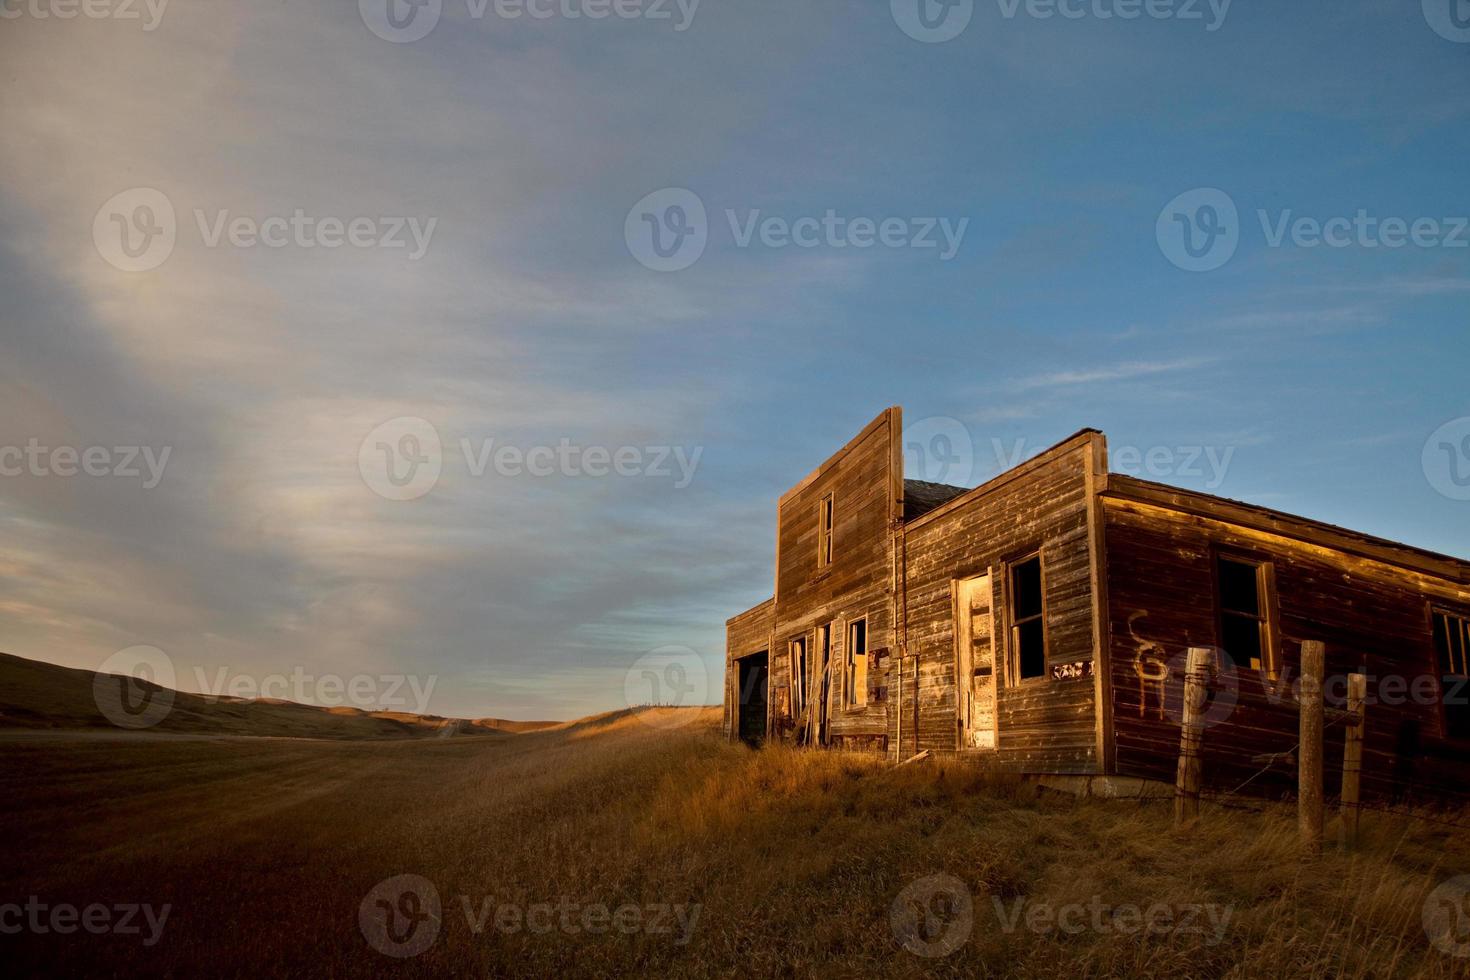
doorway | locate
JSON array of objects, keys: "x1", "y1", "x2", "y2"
[
  {"x1": 956, "y1": 573, "x2": 999, "y2": 750},
  {"x1": 737, "y1": 652, "x2": 769, "y2": 745}
]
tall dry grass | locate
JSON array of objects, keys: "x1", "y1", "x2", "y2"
[{"x1": 4, "y1": 707, "x2": 1470, "y2": 978}]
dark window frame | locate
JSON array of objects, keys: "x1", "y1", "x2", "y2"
[
  {"x1": 1005, "y1": 550, "x2": 1049, "y2": 685},
  {"x1": 816, "y1": 492, "x2": 834, "y2": 569},
  {"x1": 1212, "y1": 549, "x2": 1281, "y2": 679},
  {"x1": 1431, "y1": 605, "x2": 1470, "y2": 742},
  {"x1": 845, "y1": 616, "x2": 869, "y2": 709}
]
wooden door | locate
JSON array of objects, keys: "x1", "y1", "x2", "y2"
[{"x1": 956, "y1": 573, "x2": 998, "y2": 750}]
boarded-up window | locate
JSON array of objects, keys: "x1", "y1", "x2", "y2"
[
  {"x1": 1217, "y1": 557, "x2": 1275, "y2": 673},
  {"x1": 817, "y1": 492, "x2": 834, "y2": 568},
  {"x1": 1010, "y1": 555, "x2": 1046, "y2": 681},
  {"x1": 847, "y1": 617, "x2": 868, "y2": 707},
  {"x1": 1434, "y1": 610, "x2": 1470, "y2": 740}
]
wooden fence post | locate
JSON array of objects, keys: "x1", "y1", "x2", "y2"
[
  {"x1": 1299, "y1": 640, "x2": 1325, "y2": 856},
  {"x1": 1341, "y1": 671, "x2": 1366, "y2": 847},
  {"x1": 1175, "y1": 646, "x2": 1211, "y2": 828}
]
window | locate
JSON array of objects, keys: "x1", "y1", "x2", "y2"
[
  {"x1": 1433, "y1": 609, "x2": 1470, "y2": 740},
  {"x1": 1216, "y1": 556, "x2": 1277, "y2": 674},
  {"x1": 1009, "y1": 555, "x2": 1047, "y2": 681},
  {"x1": 789, "y1": 635, "x2": 808, "y2": 716},
  {"x1": 847, "y1": 618, "x2": 868, "y2": 707},
  {"x1": 817, "y1": 492, "x2": 834, "y2": 568}
]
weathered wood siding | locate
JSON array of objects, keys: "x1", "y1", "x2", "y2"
[
  {"x1": 900, "y1": 434, "x2": 1105, "y2": 771},
  {"x1": 1104, "y1": 485, "x2": 1470, "y2": 800},
  {"x1": 723, "y1": 598, "x2": 774, "y2": 738},
  {"x1": 771, "y1": 408, "x2": 902, "y2": 746}
]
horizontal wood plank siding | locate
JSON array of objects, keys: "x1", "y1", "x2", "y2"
[
  {"x1": 1104, "y1": 493, "x2": 1470, "y2": 800},
  {"x1": 771, "y1": 408, "x2": 901, "y2": 744},
  {"x1": 901, "y1": 438, "x2": 1101, "y2": 772}
]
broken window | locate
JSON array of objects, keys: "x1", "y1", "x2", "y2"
[
  {"x1": 1010, "y1": 554, "x2": 1046, "y2": 681},
  {"x1": 847, "y1": 617, "x2": 868, "y2": 707},
  {"x1": 1217, "y1": 556, "x2": 1276, "y2": 673},
  {"x1": 817, "y1": 492, "x2": 834, "y2": 568},
  {"x1": 1433, "y1": 609, "x2": 1470, "y2": 740},
  {"x1": 789, "y1": 635, "x2": 808, "y2": 717}
]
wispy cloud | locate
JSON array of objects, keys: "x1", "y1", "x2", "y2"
[{"x1": 1004, "y1": 357, "x2": 1218, "y2": 393}]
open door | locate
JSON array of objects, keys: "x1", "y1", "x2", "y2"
[
  {"x1": 955, "y1": 573, "x2": 998, "y2": 750},
  {"x1": 737, "y1": 652, "x2": 769, "y2": 745}
]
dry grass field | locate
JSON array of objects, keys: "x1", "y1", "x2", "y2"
[{"x1": 5, "y1": 700, "x2": 1470, "y2": 978}]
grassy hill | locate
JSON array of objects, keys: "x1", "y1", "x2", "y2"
[
  {"x1": 4, "y1": 703, "x2": 1470, "y2": 977},
  {"x1": 0, "y1": 651, "x2": 557, "y2": 739}
]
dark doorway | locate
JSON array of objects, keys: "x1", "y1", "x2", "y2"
[{"x1": 737, "y1": 652, "x2": 769, "y2": 745}]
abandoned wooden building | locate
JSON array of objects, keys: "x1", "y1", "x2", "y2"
[{"x1": 722, "y1": 407, "x2": 1470, "y2": 800}]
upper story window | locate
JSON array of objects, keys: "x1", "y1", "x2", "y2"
[
  {"x1": 1009, "y1": 554, "x2": 1047, "y2": 681},
  {"x1": 1216, "y1": 556, "x2": 1278, "y2": 675},
  {"x1": 817, "y1": 492, "x2": 834, "y2": 568},
  {"x1": 846, "y1": 617, "x2": 868, "y2": 707},
  {"x1": 1433, "y1": 609, "x2": 1470, "y2": 740}
]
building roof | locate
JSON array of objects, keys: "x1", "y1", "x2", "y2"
[{"x1": 903, "y1": 479, "x2": 970, "y2": 521}]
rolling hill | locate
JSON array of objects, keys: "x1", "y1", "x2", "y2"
[{"x1": 0, "y1": 651, "x2": 558, "y2": 740}]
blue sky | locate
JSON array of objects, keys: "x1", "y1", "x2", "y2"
[{"x1": 0, "y1": 0, "x2": 1466, "y2": 719}]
